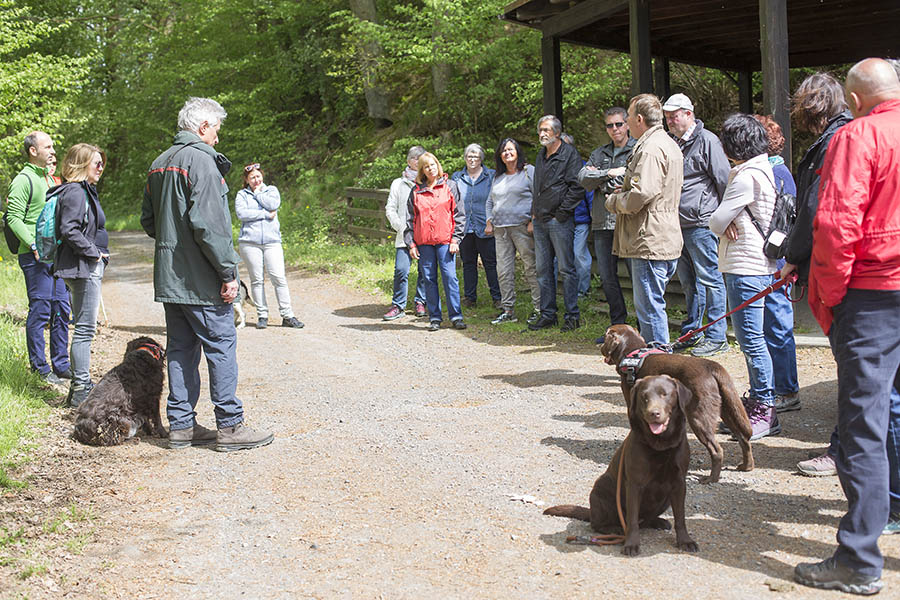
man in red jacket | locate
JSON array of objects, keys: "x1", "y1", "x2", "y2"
[{"x1": 795, "y1": 58, "x2": 900, "y2": 596}]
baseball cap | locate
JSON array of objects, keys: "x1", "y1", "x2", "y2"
[{"x1": 662, "y1": 93, "x2": 694, "y2": 112}]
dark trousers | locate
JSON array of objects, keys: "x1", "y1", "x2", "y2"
[
  {"x1": 163, "y1": 303, "x2": 244, "y2": 431},
  {"x1": 593, "y1": 229, "x2": 627, "y2": 324},
  {"x1": 831, "y1": 289, "x2": 900, "y2": 577},
  {"x1": 18, "y1": 252, "x2": 70, "y2": 375},
  {"x1": 459, "y1": 232, "x2": 500, "y2": 303}
]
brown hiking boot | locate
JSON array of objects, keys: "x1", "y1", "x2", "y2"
[
  {"x1": 216, "y1": 422, "x2": 274, "y2": 452},
  {"x1": 168, "y1": 423, "x2": 218, "y2": 449}
]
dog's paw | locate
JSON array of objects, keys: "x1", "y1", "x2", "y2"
[
  {"x1": 236, "y1": 321, "x2": 246, "y2": 329},
  {"x1": 622, "y1": 543, "x2": 641, "y2": 556},
  {"x1": 645, "y1": 517, "x2": 671, "y2": 530},
  {"x1": 677, "y1": 538, "x2": 699, "y2": 552}
]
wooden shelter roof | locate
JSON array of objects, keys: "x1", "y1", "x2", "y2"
[{"x1": 501, "y1": 0, "x2": 900, "y2": 71}]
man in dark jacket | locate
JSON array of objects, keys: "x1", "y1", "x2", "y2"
[
  {"x1": 579, "y1": 107, "x2": 635, "y2": 327},
  {"x1": 142, "y1": 97, "x2": 273, "y2": 452},
  {"x1": 529, "y1": 115, "x2": 584, "y2": 331},
  {"x1": 663, "y1": 94, "x2": 731, "y2": 357}
]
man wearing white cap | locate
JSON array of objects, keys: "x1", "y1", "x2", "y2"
[{"x1": 663, "y1": 93, "x2": 731, "y2": 357}]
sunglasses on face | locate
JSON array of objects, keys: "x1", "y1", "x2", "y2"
[
  {"x1": 606, "y1": 122, "x2": 626, "y2": 129},
  {"x1": 244, "y1": 163, "x2": 260, "y2": 172}
]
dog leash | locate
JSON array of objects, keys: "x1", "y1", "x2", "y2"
[
  {"x1": 566, "y1": 438, "x2": 629, "y2": 547},
  {"x1": 676, "y1": 271, "x2": 800, "y2": 345}
]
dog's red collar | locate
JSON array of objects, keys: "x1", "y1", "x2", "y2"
[
  {"x1": 617, "y1": 347, "x2": 668, "y2": 386},
  {"x1": 137, "y1": 344, "x2": 163, "y2": 361}
]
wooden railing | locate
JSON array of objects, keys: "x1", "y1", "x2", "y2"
[{"x1": 344, "y1": 187, "x2": 393, "y2": 241}]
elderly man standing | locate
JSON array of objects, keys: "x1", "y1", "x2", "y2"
[
  {"x1": 662, "y1": 94, "x2": 730, "y2": 357},
  {"x1": 5, "y1": 131, "x2": 71, "y2": 384},
  {"x1": 142, "y1": 97, "x2": 273, "y2": 452},
  {"x1": 606, "y1": 94, "x2": 683, "y2": 344},
  {"x1": 383, "y1": 145, "x2": 427, "y2": 320},
  {"x1": 528, "y1": 115, "x2": 584, "y2": 331},
  {"x1": 793, "y1": 58, "x2": 900, "y2": 596}
]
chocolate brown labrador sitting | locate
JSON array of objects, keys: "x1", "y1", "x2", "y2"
[
  {"x1": 600, "y1": 324, "x2": 753, "y2": 483},
  {"x1": 544, "y1": 375, "x2": 698, "y2": 556}
]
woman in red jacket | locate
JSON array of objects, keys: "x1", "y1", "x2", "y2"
[{"x1": 404, "y1": 152, "x2": 467, "y2": 331}]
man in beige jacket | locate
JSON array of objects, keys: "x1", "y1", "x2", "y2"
[{"x1": 606, "y1": 93, "x2": 684, "y2": 344}]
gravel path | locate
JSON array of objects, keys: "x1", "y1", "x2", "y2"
[{"x1": 2, "y1": 230, "x2": 898, "y2": 599}]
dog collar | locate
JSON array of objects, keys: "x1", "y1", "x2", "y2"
[
  {"x1": 137, "y1": 344, "x2": 163, "y2": 361},
  {"x1": 617, "y1": 347, "x2": 668, "y2": 386}
]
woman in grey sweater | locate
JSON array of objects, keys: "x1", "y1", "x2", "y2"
[{"x1": 484, "y1": 138, "x2": 539, "y2": 325}]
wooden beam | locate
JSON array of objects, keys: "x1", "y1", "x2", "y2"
[
  {"x1": 629, "y1": 0, "x2": 653, "y2": 95},
  {"x1": 541, "y1": 35, "x2": 563, "y2": 121},
  {"x1": 738, "y1": 70, "x2": 753, "y2": 113},
  {"x1": 541, "y1": 0, "x2": 628, "y2": 38},
  {"x1": 759, "y1": 0, "x2": 791, "y2": 167},
  {"x1": 654, "y1": 57, "x2": 671, "y2": 100}
]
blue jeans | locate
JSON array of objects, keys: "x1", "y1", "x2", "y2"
[
  {"x1": 629, "y1": 257, "x2": 676, "y2": 344},
  {"x1": 533, "y1": 217, "x2": 579, "y2": 321},
  {"x1": 574, "y1": 223, "x2": 592, "y2": 296},
  {"x1": 764, "y1": 278, "x2": 799, "y2": 395},
  {"x1": 18, "y1": 252, "x2": 70, "y2": 375},
  {"x1": 163, "y1": 303, "x2": 244, "y2": 431},
  {"x1": 459, "y1": 232, "x2": 500, "y2": 302},
  {"x1": 725, "y1": 273, "x2": 775, "y2": 405},
  {"x1": 593, "y1": 230, "x2": 627, "y2": 324},
  {"x1": 830, "y1": 289, "x2": 900, "y2": 577},
  {"x1": 64, "y1": 260, "x2": 104, "y2": 387},
  {"x1": 676, "y1": 227, "x2": 727, "y2": 342},
  {"x1": 417, "y1": 244, "x2": 462, "y2": 323},
  {"x1": 391, "y1": 247, "x2": 426, "y2": 309}
]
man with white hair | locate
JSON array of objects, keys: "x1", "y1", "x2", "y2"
[
  {"x1": 794, "y1": 58, "x2": 900, "y2": 596},
  {"x1": 142, "y1": 97, "x2": 273, "y2": 452},
  {"x1": 662, "y1": 93, "x2": 730, "y2": 357}
]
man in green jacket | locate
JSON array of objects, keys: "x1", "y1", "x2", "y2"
[
  {"x1": 6, "y1": 131, "x2": 71, "y2": 384},
  {"x1": 142, "y1": 97, "x2": 273, "y2": 452}
]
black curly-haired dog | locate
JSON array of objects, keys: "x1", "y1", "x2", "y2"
[{"x1": 73, "y1": 336, "x2": 167, "y2": 446}]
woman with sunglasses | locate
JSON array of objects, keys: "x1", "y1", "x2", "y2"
[
  {"x1": 235, "y1": 162, "x2": 303, "y2": 330},
  {"x1": 53, "y1": 144, "x2": 109, "y2": 407}
]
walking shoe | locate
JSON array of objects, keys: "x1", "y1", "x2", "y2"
[
  {"x1": 452, "y1": 319, "x2": 468, "y2": 330},
  {"x1": 560, "y1": 317, "x2": 581, "y2": 332},
  {"x1": 256, "y1": 317, "x2": 268, "y2": 329},
  {"x1": 528, "y1": 315, "x2": 558, "y2": 331},
  {"x1": 794, "y1": 557, "x2": 883, "y2": 595},
  {"x1": 745, "y1": 400, "x2": 781, "y2": 441},
  {"x1": 526, "y1": 311, "x2": 540, "y2": 325},
  {"x1": 216, "y1": 422, "x2": 274, "y2": 452},
  {"x1": 883, "y1": 512, "x2": 900, "y2": 535},
  {"x1": 491, "y1": 311, "x2": 517, "y2": 325},
  {"x1": 415, "y1": 302, "x2": 427, "y2": 318},
  {"x1": 428, "y1": 321, "x2": 441, "y2": 332},
  {"x1": 492, "y1": 298, "x2": 502, "y2": 310},
  {"x1": 774, "y1": 391, "x2": 801, "y2": 413},
  {"x1": 41, "y1": 371, "x2": 66, "y2": 386},
  {"x1": 672, "y1": 334, "x2": 704, "y2": 352},
  {"x1": 383, "y1": 305, "x2": 404, "y2": 321},
  {"x1": 797, "y1": 452, "x2": 837, "y2": 477},
  {"x1": 691, "y1": 339, "x2": 729, "y2": 357},
  {"x1": 282, "y1": 316, "x2": 305, "y2": 328},
  {"x1": 67, "y1": 382, "x2": 94, "y2": 408},
  {"x1": 462, "y1": 297, "x2": 476, "y2": 308},
  {"x1": 169, "y1": 423, "x2": 218, "y2": 449},
  {"x1": 55, "y1": 369, "x2": 72, "y2": 380}
]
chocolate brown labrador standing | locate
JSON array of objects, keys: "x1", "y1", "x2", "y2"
[
  {"x1": 544, "y1": 375, "x2": 698, "y2": 556},
  {"x1": 599, "y1": 324, "x2": 753, "y2": 483}
]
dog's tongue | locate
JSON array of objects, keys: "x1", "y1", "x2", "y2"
[{"x1": 649, "y1": 419, "x2": 669, "y2": 435}]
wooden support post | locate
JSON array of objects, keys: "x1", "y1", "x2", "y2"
[
  {"x1": 630, "y1": 0, "x2": 653, "y2": 95},
  {"x1": 654, "y1": 57, "x2": 671, "y2": 100},
  {"x1": 541, "y1": 35, "x2": 563, "y2": 122},
  {"x1": 759, "y1": 0, "x2": 791, "y2": 167},
  {"x1": 738, "y1": 70, "x2": 753, "y2": 113}
]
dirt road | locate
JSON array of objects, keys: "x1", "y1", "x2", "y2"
[{"x1": 2, "y1": 231, "x2": 898, "y2": 599}]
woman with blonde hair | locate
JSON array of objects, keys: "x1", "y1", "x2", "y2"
[
  {"x1": 54, "y1": 143, "x2": 109, "y2": 407},
  {"x1": 404, "y1": 152, "x2": 467, "y2": 331}
]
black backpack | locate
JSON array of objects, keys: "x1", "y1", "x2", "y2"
[{"x1": 744, "y1": 173, "x2": 797, "y2": 260}]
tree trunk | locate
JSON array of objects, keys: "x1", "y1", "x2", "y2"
[{"x1": 349, "y1": 0, "x2": 392, "y2": 128}]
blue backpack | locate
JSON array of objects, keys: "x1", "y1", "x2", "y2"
[{"x1": 34, "y1": 186, "x2": 87, "y2": 264}]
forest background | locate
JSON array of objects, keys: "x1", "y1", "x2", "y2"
[{"x1": 1, "y1": 0, "x2": 835, "y2": 251}]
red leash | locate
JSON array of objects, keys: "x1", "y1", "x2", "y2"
[{"x1": 676, "y1": 272, "x2": 802, "y2": 344}]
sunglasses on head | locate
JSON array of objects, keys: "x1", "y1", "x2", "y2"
[
  {"x1": 606, "y1": 122, "x2": 626, "y2": 129},
  {"x1": 244, "y1": 163, "x2": 260, "y2": 172}
]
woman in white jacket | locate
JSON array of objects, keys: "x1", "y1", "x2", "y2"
[
  {"x1": 709, "y1": 114, "x2": 782, "y2": 441},
  {"x1": 235, "y1": 163, "x2": 303, "y2": 329}
]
